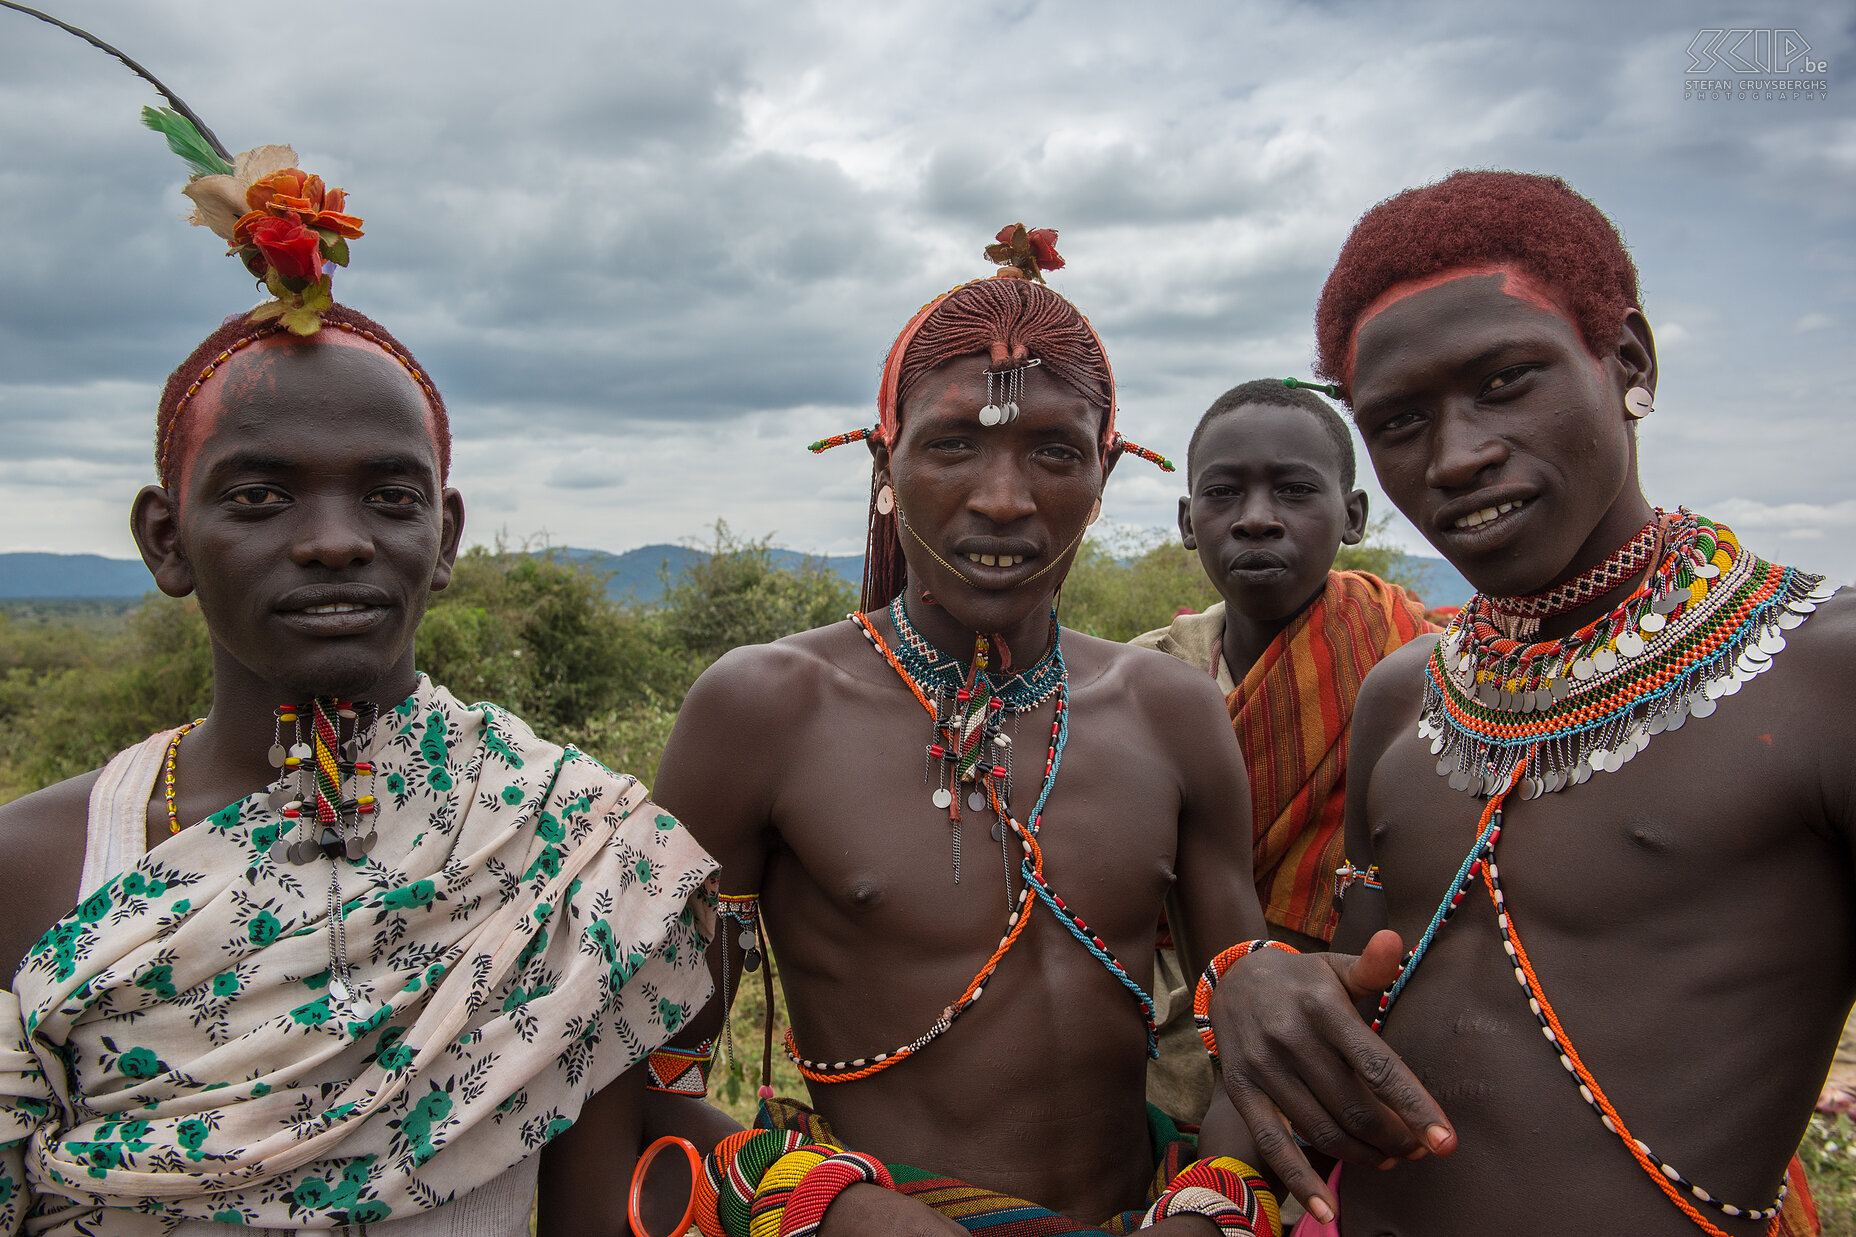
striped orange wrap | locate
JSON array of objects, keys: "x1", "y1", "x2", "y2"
[{"x1": 1231, "y1": 571, "x2": 1432, "y2": 941}]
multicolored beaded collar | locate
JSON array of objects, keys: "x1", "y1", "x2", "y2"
[{"x1": 1419, "y1": 511, "x2": 1835, "y2": 800}]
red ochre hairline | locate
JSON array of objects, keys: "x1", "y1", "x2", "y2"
[
  {"x1": 161, "y1": 321, "x2": 448, "y2": 499},
  {"x1": 1341, "y1": 264, "x2": 1587, "y2": 388}
]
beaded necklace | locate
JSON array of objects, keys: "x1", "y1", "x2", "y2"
[
  {"x1": 1483, "y1": 513, "x2": 1659, "y2": 639},
  {"x1": 161, "y1": 717, "x2": 208, "y2": 834},
  {"x1": 262, "y1": 697, "x2": 382, "y2": 1014},
  {"x1": 889, "y1": 594, "x2": 1062, "y2": 886},
  {"x1": 1379, "y1": 514, "x2": 1838, "y2": 1233},
  {"x1": 785, "y1": 612, "x2": 1155, "y2": 1084},
  {"x1": 1420, "y1": 510, "x2": 1835, "y2": 800}
]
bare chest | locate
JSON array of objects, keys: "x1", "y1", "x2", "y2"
[{"x1": 763, "y1": 680, "x2": 1184, "y2": 953}]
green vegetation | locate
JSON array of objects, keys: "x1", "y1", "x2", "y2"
[{"x1": 0, "y1": 518, "x2": 1429, "y2": 803}]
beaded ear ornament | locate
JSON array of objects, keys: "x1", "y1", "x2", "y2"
[{"x1": 3, "y1": 3, "x2": 362, "y2": 336}]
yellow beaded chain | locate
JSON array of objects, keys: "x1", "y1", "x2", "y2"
[{"x1": 162, "y1": 717, "x2": 208, "y2": 834}]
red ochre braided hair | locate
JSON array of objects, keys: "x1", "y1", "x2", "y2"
[
  {"x1": 156, "y1": 303, "x2": 452, "y2": 495},
  {"x1": 1314, "y1": 170, "x2": 1642, "y2": 393},
  {"x1": 812, "y1": 224, "x2": 1172, "y2": 612}
]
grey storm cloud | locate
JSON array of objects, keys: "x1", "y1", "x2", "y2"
[{"x1": 0, "y1": 0, "x2": 1852, "y2": 575}]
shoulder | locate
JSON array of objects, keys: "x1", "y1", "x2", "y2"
[
  {"x1": 0, "y1": 770, "x2": 99, "y2": 863},
  {"x1": 1781, "y1": 585, "x2": 1856, "y2": 671},
  {"x1": 1066, "y1": 630, "x2": 1234, "y2": 754},
  {"x1": 1352, "y1": 633, "x2": 1439, "y2": 741},
  {"x1": 680, "y1": 619, "x2": 868, "y2": 719},
  {"x1": 0, "y1": 769, "x2": 101, "y2": 982}
]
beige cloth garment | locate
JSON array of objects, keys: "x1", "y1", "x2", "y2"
[
  {"x1": 2, "y1": 678, "x2": 716, "y2": 1236},
  {"x1": 80, "y1": 735, "x2": 540, "y2": 1237}
]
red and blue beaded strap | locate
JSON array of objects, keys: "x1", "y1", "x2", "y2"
[
  {"x1": 789, "y1": 613, "x2": 1156, "y2": 1081},
  {"x1": 1481, "y1": 841, "x2": 1783, "y2": 1232},
  {"x1": 1376, "y1": 760, "x2": 1784, "y2": 1232}
]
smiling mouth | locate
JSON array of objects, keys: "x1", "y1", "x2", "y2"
[
  {"x1": 965, "y1": 553, "x2": 1026, "y2": 568},
  {"x1": 1453, "y1": 500, "x2": 1528, "y2": 530}
]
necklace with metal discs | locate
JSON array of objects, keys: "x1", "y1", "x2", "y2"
[
  {"x1": 887, "y1": 595, "x2": 1061, "y2": 894},
  {"x1": 1420, "y1": 510, "x2": 1837, "y2": 799}
]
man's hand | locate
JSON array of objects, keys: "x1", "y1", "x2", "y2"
[{"x1": 1209, "y1": 929, "x2": 1457, "y2": 1225}]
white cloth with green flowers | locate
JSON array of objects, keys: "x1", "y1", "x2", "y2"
[{"x1": 0, "y1": 677, "x2": 716, "y2": 1234}]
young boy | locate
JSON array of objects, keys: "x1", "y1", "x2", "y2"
[{"x1": 1133, "y1": 379, "x2": 1432, "y2": 1125}]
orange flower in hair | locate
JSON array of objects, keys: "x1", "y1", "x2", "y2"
[{"x1": 234, "y1": 169, "x2": 364, "y2": 242}]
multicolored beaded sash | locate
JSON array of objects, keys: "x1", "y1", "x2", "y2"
[{"x1": 1420, "y1": 511, "x2": 1835, "y2": 799}]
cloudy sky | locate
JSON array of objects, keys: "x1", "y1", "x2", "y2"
[{"x1": 2, "y1": 0, "x2": 1850, "y2": 581}]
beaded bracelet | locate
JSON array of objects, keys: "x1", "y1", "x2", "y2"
[
  {"x1": 1142, "y1": 1186, "x2": 1258, "y2": 1236},
  {"x1": 779, "y1": 1150, "x2": 896, "y2": 1237},
  {"x1": 750, "y1": 1145, "x2": 839, "y2": 1237},
  {"x1": 1155, "y1": 1157, "x2": 1280, "y2": 1236},
  {"x1": 1192, "y1": 940, "x2": 1301, "y2": 1064}
]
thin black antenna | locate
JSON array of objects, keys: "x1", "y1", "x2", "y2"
[{"x1": 1, "y1": 0, "x2": 231, "y2": 163}]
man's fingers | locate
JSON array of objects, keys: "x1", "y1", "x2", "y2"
[
  {"x1": 1333, "y1": 928, "x2": 1406, "y2": 999},
  {"x1": 1319, "y1": 1000, "x2": 1455, "y2": 1157},
  {"x1": 1234, "y1": 1051, "x2": 1397, "y2": 1167},
  {"x1": 1225, "y1": 1085, "x2": 1339, "y2": 1227}
]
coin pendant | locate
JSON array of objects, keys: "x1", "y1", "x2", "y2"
[
  {"x1": 268, "y1": 744, "x2": 287, "y2": 768},
  {"x1": 931, "y1": 788, "x2": 952, "y2": 809},
  {"x1": 968, "y1": 791, "x2": 987, "y2": 813},
  {"x1": 1593, "y1": 648, "x2": 1618, "y2": 674}
]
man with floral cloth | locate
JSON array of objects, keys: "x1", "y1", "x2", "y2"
[{"x1": 0, "y1": 119, "x2": 715, "y2": 1235}]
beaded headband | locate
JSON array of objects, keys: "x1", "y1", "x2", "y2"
[{"x1": 157, "y1": 319, "x2": 444, "y2": 487}]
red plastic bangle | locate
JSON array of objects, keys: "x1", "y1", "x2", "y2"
[{"x1": 628, "y1": 1134, "x2": 703, "y2": 1237}]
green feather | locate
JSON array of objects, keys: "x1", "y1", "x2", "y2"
[{"x1": 141, "y1": 106, "x2": 233, "y2": 178}]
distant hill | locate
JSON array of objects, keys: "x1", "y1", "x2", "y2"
[
  {"x1": 1, "y1": 545, "x2": 1464, "y2": 607},
  {"x1": 0, "y1": 553, "x2": 154, "y2": 600},
  {"x1": 551, "y1": 545, "x2": 864, "y2": 604},
  {"x1": 1400, "y1": 556, "x2": 1471, "y2": 609},
  {"x1": 0, "y1": 546, "x2": 864, "y2": 606}
]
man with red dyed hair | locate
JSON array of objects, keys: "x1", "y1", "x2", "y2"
[
  {"x1": 0, "y1": 160, "x2": 716, "y2": 1233},
  {"x1": 645, "y1": 232, "x2": 1290, "y2": 1235},
  {"x1": 1210, "y1": 171, "x2": 1849, "y2": 1237}
]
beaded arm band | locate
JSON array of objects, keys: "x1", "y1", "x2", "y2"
[
  {"x1": 1193, "y1": 940, "x2": 1301, "y2": 1066},
  {"x1": 644, "y1": 1039, "x2": 716, "y2": 1097}
]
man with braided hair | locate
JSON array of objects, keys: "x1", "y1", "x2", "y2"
[
  {"x1": 646, "y1": 228, "x2": 1289, "y2": 1236},
  {"x1": 0, "y1": 103, "x2": 715, "y2": 1234},
  {"x1": 1207, "y1": 171, "x2": 1846, "y2": 1236}
]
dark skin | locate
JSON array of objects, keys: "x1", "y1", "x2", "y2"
[
  {"x1": 0, "y1": 337, "x2": 644, "y2": 1237},
  {"x1": 1215, "y1": 270, "x2": 1856, "y2": 1232},
  {"x1": 650, "y1": 355, "x2": 1268, "y2": 1235},
  {"x1": 1179, "y1": 405, "x2": 1369, "y2": 954}
]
